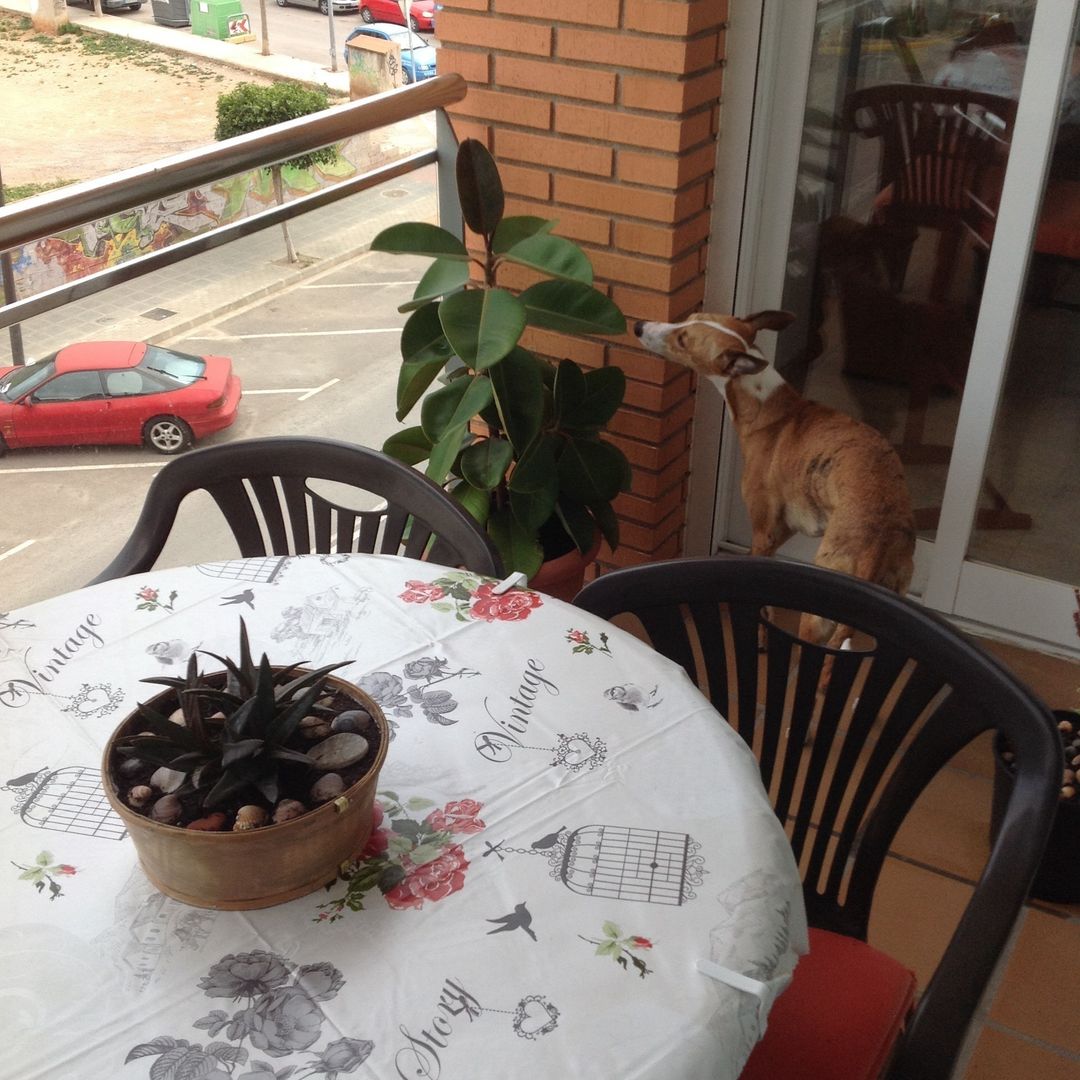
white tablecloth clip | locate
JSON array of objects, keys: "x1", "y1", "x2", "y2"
[
  {"x1": 491, "y1": 571, "x2": 528, "y2": 595},
  {"x1": 696, "y1": 959, "x2": 793, "y2": 1034}
]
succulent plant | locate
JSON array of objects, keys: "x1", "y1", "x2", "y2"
[{"x1": 116, "y1": 620, "x2": 348, "y2": 810}]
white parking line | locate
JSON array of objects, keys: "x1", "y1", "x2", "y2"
[
  {"x1": 230, "y1": 329, "x2": 403, "y2": 339},
  {"x1": 298, "y1": 379, "x2": 339, "y2": 402},
  {"x1": 0, "y1": 539, "x2": 35, "y2": 562},
  {"x1": 0, "y1": 461, "x2": 163, "y2": 475},
  {"x1": 300, "y1": 281, "x2": 420, "y2": 288}
]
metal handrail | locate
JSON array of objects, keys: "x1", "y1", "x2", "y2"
[{"x1": 0, "y1": 73, "x2": 465, "y2": 252}]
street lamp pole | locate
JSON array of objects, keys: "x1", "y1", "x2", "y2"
[
  {"x1": 0, "y1": 161, "x2": 26, "y2": 367},
  {"x1": 327, "y1": 0, "x2": 339, "y2": 73}
]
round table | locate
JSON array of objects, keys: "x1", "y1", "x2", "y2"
[{"x1": 0, "y1": 554, "x2": 806, "y2": 1080}]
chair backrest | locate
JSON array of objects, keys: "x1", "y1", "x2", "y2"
[
  {"x1": 573, "y1": 556, "x2": 1061, "y2": 1080},
  {"x1": 846, "y1": 82, "x2": 1017, "y2": 231},
  {"x1": 89, "y1": 436, "x2": 503, "y2": 583}
]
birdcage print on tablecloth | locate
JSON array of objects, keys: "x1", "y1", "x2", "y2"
[
  {"x1": 555, "y1": 825, "x2": 705, "y2": 905},
  {"x1": 5, "y1": 766, "x2": 126, "y2": 840},
  {"x1": 196, "y1": 557, "x2": 290, "y2": 584}
]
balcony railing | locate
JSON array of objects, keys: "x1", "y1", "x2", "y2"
[{"x1": 0, "y1": 73, "x2": 466, "y2": 338}]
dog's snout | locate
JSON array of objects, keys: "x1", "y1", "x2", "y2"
[{"x1": 632, "y1": 321, "x2": 645, "y2": 337}]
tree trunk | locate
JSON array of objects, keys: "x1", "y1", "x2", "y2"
[
  {"x1": 271, "y1": 167, "x2": 297, "y2": 264},
  {"x1": 93, "y1": 0, "x2": 104, "y2": 16},
  {"x1": 258, "y1": 0, "x2": 270, "y2": 56}
]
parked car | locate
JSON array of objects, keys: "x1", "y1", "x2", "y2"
[
  {"x1": 343, "y1": 22, "x2": 436, "y2": 83},
  {"x1": 65, "y1": 0, "x2": 144, "y2": 11},
  {"x1": 359, "y1": 0, "x2": 434, "y2": 32},
  {"x1": 0, "y1": 342, "x2": 241, "y2": 456},
  {"x1": 276, "y1": 0, "x2": 359, "y2": 16}
]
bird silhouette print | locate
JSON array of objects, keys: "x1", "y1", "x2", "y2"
[{"x1": 487, "y1": 902, "x2": 537, "y2": 941}]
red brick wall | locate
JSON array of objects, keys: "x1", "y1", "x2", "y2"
[{"x1": 437, "y1": 1, "x2": 728, "y2": 569}]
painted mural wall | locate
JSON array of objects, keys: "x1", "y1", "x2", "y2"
[{"x1": 10, "y1": 132, "x2": 407, "y2": 298}]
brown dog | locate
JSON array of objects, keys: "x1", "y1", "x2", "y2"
[{"x1": 634, "y1": 310, "x2": 915, "y2": 648}]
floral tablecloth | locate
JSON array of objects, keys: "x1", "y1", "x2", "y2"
[{"x1": 0, "y1": 554, "x2": 806, "y2": 1080}]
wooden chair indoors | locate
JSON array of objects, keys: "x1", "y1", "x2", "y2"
[
  {"x1": 574, "y1": 556, "x2": 1061, "y2": 1080},
  {"x1": 841, "y1": 82, "x2": 1030, "y2": 530},
  {"x1": 88, "y1": 436, "x2": 503, "y2": 583}
]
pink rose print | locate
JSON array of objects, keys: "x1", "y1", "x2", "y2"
[
  {"x1": 137, "y1": 586, "x2": 158, "y2": 602},
  {"x1": 56, "y1": 865, "x2": 77, "y2": 876},
  {"x1": 568, "y1": 629, "x2": 587, "y2": 644},
  {"x1": 424, "y1": 799, "x2": 485, "y2": 835},
  {"x1": 631, "y1": 936, "x2": 653, "y2": 950},
  {"x1": 400, "y1": 580, "x2": 447, "y2": 604},
  {"x1": 384, "y1": 845, "x2": 469, "y2": 910},
  {"x1": 469, "y1": 583, "x2": 543, "y2": 623},
  {"x1": 135, "y1": 585, "x2": 178, "y2": 613}
]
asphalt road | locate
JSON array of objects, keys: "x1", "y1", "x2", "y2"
[
  {"x1": 0, "y1": 251, "x2": 431, "y2": 610},
  {"x1": 124, "y1": 0, "x2": 434, "y2": 73}
]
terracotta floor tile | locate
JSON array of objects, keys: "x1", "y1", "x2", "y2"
[
  {"x1": 948, "y1": 730, "x2": 996, "y2": 780},
  {"x1": 989, "y1": 907, "x2": 1080, "y2": 1054},
  {"x1": 961, "y1": 1024, "x2": 1080, "y2": 1079},
  {"x1": 892, "y1": 764, "x2": 993, "y2": 881},
  {"x1": 868, "y1": 856, "x2": 973, "y2": 989}
]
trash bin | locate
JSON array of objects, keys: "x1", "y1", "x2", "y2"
[
  {"x1": 150, "y1": 0, "x2": 190, "y2": 26},
  {"x1": 190, "y1": 0, "x2": 253, "y2": 41}
]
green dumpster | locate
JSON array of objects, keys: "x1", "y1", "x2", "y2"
[{"x1": 190, "y1": 0, "x2": 253, "y2": 42}]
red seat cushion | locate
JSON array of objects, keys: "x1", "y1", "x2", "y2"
[{"x1": 739, "y1": 928, "x2": 916, "y2": 1080}]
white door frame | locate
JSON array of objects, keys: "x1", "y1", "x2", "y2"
[{"x1": 692, "y1": 0, "x2": 1080, "y2": 655}]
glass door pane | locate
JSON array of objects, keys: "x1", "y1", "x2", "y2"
[
  {"x1": 772, "y1": 2, "x2": 1038, "y2": 544},
  {"x1": 967, "y1": 9, "x2": 1080, "y2": 589}
]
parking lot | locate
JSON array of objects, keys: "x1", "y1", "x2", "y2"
[{"x1": 0, "y1": 250, "x2": 430, "y2": 609}]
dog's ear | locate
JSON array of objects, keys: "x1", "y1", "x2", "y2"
[
  {"x1": 720, "y1": 351, "x2": 769, "y2": 378},
  {"x1": 742, "y1": 310, "x2": 796, "y2": 334}
]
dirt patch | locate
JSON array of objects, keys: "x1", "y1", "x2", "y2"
[{"x1": 0, "y1": 12, "x2": 281, "y2": 187}]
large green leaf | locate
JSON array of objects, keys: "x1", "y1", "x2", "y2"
[
  {"x1": 460, "y1": 437, "x2": 514, "y2": 491},
  {"x1": 456, "y1": 138, "x2": 504, "y2": 238},
  {"x1": 450, "y1": 480, "x2": 492, "y2": 526},
  {"x1": 382, "y1": 426, "x2": 433, "y2": 466},
  {"x1": 397, "y1": 303, "x2": 454, "y2": 419},
  {"x1": 489, "y1": 347, "x2": 544, "y2": 451},
  {"x1": 521, "y1": 279, "x2": 626, "y2": 336},
  {"x1": 502, "y1": 232, "x2": 593, "y2": 284},
  {"x1": 552, "y1": 359, "x2": 587, "y2": 428},
  {"x1": 589, "y1": 498, "x2": 621, "y2": 550},
  {"x1": 488, "y1": 504, "x2": 543, "y2": 578},
  {"x1": 508, "y1": 432, "x2": 559, "y2": 493},
  {"x1": 439, "y1": 288, "x2": 526, "y2": 370},
  {"x1": 510, "y1": 484, "x2": 558, "y2": 533},
  {"x1": 556, "y1": 498, "x2": 599, "y2": 554},
  {"x1": 426, "y1": 424, "x2": 469, "y2": 486},
  {"x1": 557, "y1": 437, "x2": 627, "y2": 504},
  {"x1": 579, "y1": 366, "x2": 627, "y2": 427},
  {"x1": 492, "y1": 216, "x2": 555, "y2": 254},
  {"x1": 399, "y1": 258, "x2": 471, "y2": 313},
  {"x1": 371, "y1": 222, "x2": 469, "y2": 260},
  {"x1": 420, "y1": 375, "x2": 494, "y2": 444}
]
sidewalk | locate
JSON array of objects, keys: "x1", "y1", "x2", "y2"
[{"x1": 0, "y1": 1, "x2": 437, "y2": 366}]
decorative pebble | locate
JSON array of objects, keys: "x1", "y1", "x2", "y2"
[
  {"x1": 332, "y1": 709, "x2": 372, "y2": 735},
  {"x1": 187, "y1": 812, "x2": 227, "y2": 832},
  {"x1": 233, "y1": 805, "x2": 269, "y2": 831},
  {"x1": 168, "y1": 707, "x2": 186, "y2": 726},
  {"x1": 1062, "y1": 784, "x2": 1076, "y2": 800},
  {"x1": 300, "y1": 715, "x2": 332, "y2": 740},
  {"x1": 311, "y1": 773, "x2": 345, "y2": 803},
  {"x1": 150, "y1": 766, "x2": 186, "y2": 793},
  {"x1": 127, "y1": 785, "x2": 154, "y2": 809},
  {"x1": 1058, "y1": 718, "x2": 1075, "y2": 734},
  {"x1": 118, "y1": 757, "x2": 145, "y2": 778},
  {"x1": 273, "y1": 799, "x2": 307, "y2": 824},
  {"x1": 151, "y1": 794, "x2": 183, "y2": 824},
  {"x1": 307, "y1": 732, "x2": 369, "y2": 771}
]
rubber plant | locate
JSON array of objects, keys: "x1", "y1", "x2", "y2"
[{"x1": 372, "y1": 138, "x2": 631, "y2": 578}]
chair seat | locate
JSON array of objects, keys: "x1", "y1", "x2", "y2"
[{"x1": 739, "y1": 928, "x2": 916, "y2": 1080}]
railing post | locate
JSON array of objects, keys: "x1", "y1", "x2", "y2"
[
  {"x1": 436, "y1": 109, "x2": 462, "y2": 240},
  {"x1": 0, "y1": 161, "x2": 25, "y2": 366}
]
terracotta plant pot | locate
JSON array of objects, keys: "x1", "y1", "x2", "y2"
[
  {"x1": 102, "y1": 671, "x2": 389, "y2": 910},
  {"x1": 991, "y1": 714, "x2": 1080, "y2": 904},
  {"x1": 529, "y1": 535, "x2": 601, "y2": 603}
]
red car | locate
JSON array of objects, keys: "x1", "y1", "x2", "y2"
[
  {"x1": 0, "y1": 341, "x2": 241, "y2": 455},
  {"x1": 359, "y1": 0, "x2": 434, "y2": 32}
]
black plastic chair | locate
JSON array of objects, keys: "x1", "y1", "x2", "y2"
[
  {"x1": 89, "y1": 436, "x2": 503, "y2": 583},
  {"x1": 574, "y1": 556, "x2": 1060, "y2": 1080}
]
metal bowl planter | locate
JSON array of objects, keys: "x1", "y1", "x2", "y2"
[{"x1": 102, "y1": 671, "x2": 389, "y2": 910}]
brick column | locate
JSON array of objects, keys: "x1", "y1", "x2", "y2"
[{"x1": 436, "y1": 1, "x2": 727, "y2": 570}]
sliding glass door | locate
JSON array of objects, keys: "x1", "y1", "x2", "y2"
[{"x1": 696, "y1": 0, "x2": 1080, "y2": 655}]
